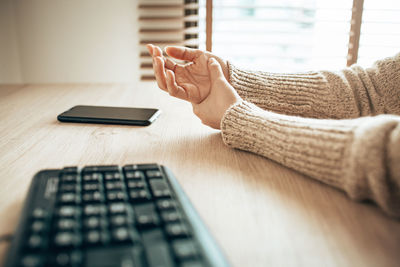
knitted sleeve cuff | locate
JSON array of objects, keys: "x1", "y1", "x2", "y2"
[
  {"x1": 220, "y1": 100, "x2": 400, "y2": 217},
  {"x1": 220, "y1": 100, "x2": 353, "y2": 188},
  {"x1": 227, "y1": 62, "x2": 357, "y2": 119}
]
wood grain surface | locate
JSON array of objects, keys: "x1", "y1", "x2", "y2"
[{"x1": 0, "y1": 84, "x2": 399, "y2": 267}]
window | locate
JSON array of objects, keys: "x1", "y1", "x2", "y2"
[
  {"x1": 202, "y1": 0, "x2": 399, "y2": 71},
  {"x1": 138, "y1": 0, "x2": 400, "y2": 79},
  {"x1": 203, "y1": 0, "x2": 354, "y2": 72}
]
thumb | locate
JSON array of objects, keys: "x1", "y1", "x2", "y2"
[
  {"x1": 208, "y1": 58, "x2": 225, "y2": 82},
  {"x1": 165, "y1": 46, "x2": 202, "y2": 61}
]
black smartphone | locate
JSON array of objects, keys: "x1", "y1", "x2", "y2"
[{"x1": 57, "y1": 105, "x2": 161, "y2": 126}]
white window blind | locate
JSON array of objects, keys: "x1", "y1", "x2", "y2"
[
  {"x1": 205, "y1": 0, "x2": 353, "y2": 72},
  {"x1": 138, "y1": 0, "x2": 199, "y2": 80},
  {"x1": 357, "y1": 0, "x2": 400, "y2": 66}
]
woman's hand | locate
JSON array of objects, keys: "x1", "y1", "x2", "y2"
[
  {"x1": 190, "y1": 57, "x2": 241, "y2": 129},
  {"x1": 146, "y1": 44, "x2": 229, "y2": 104},
  {"x1": 147, "y1": 44, "x2": 241, "y2": 129}
]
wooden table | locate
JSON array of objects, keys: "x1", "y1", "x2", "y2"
[{"x1": 1, "y1": 84, "x2": 399, "y2": 267}]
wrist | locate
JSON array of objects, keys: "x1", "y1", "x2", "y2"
[
  {"x1": 218, "y1": 88, "x2": 242, "y2": 128},
  {"x1": 219, "y1": 100, "x2": 243, "y2": 131}
]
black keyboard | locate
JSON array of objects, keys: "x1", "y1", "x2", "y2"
[{"x1": 4, "y1": 164, "x2": 229, "y2": 267}]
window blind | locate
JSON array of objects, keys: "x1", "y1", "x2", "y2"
[
  {"x1": 138, "y1": 0, "x2": 199, "y2": 81},
  {"x1": 207, "y1": 0, "x2": 353, "y2": 72}
]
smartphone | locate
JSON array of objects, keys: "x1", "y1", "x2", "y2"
[{"x1": 57, "y1": 105, "x2": 161, "y2": 126}]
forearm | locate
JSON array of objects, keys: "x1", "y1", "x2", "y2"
[
  {"x1": 228, "y1": 53, "x2": 400, "y2": 119},
  {"x1": 221, "y1": 101, "x2": 400, "y2": 217}
]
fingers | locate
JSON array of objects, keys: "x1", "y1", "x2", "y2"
[
  {"x1": 153, "y1": 45, "x2": 163, "y2": 57},
  {"x1": 165, "y1": 70, "x2": 188, "y2": 101},
  {"x1": 148, "y1": 43, "x2": 201, "y2": 62},
  {"x1": 146, "y1": 44, "x2": 153, "y2": 56},
  {"x1": 147, "y1": 43, "x2": 177, "y2": 70},
  {"x1": 208, "y1": 58, "x2": 225, "y2": 82},
  {"x1": 154, "y1": 56, "x2": 167, "y2": 91},
  {"x1": 164, "y1": 57, "x2": 177, "y2": 71},
  {"x1": 148, "y1": 44, "x2": 168, "y2": 90},
  {"x1": 165, "y1": 46, "x2": 202, "y2": 62},
  {"x1": 147, "y1": 43, "x2": 163, "y2": 58},
  {"x1": 147, "y1": 44, "x2": 182, "y2": 93},
  {"x1": 153, "y1": 56, "x2": 188, "y2": 101}
]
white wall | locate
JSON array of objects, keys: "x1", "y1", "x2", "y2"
[
  {"x1": 0, "y1": 0, "x2": 22, "y2": 83},
  {"x1": 0, "y1": 0, "x2": 140, "y2": 84}
]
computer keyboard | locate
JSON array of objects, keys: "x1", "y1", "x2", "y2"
[{"x1": 4, "y1": 164, "x2": 229, "y2": 267}]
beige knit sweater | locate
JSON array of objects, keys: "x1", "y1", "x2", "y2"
[{"x1": 221, "y1": 53, "x2": 400, "y2": 217}]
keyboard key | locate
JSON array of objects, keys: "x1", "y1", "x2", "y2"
[
  {"x1": 32, "y1": 208, "x2": 47, "y2": 219},
  {"x1": 82, "y1": 173, "x2": 102, "y2": 183},
  {"x1": 20, "y1": 254, "x2": 43, "y2": 267},
  {"x1": 56, "y1": 218, "x2": 79, "y2": 231},
  {"x1": 161, "y1": 210, "x2": 181, "y2": 223},
  {"x1": 106, "y1": 191, "x2": 126, "y2": 202},
  {"x1": 124, "y1": 164, "x2": 159, "y2": 171},
  {"x1": 108, "y1": 202, "x2": 127, "y2": 214},
  {"x1": 172, "y1": 239, "x2": 199, "y2": 260},
  {"x1": 104, "y1": 172, "x2": 122, "y2": 181},
  {"x1": 31, "y1": 220, "x2": 46, "y2": 233},
  {"x1": 58, "y1": 193, "x2": 80, "y2": 204},
  {"x1": 125, "y1": 170, "x2": 145, "y2": 180},
  {"x1": 84, "y1": 216, "x2": 107, "y2": 229},
  {"x1": 54, "y1": 232, "x2": 81, "y2": 248},
  {"x1": 84, "y1": 230, "x2": 109, "y2": 246},
  {"x1": 82, "y1": 183, "x2": 101, "y2": 191},
  {"x1": 134, "y1": 203, "x2": 160, "y2": 229},
  {"x1": 59, "y1": 183, "x2": 79, "y2": 193},
  {"x1": 85, "y1": 230, "x2": 101, "y2": 244},
  {"x1": 61, "y1": 174, "x2": 78, "y2": 183},
  {"x1": 142, "y1": 229, "x2": 174, "y2": 267},
  {"x1": 129, "y1": 189, "x2": 150, "y2": 202},
  {"x1": 111, "y1": 227, "x2": 140, "y2": 244},
  {"x1": 58, "y1": 206, "x2": 80, "y2": 218},
  {"x1": 149, "y1": 179, "x2": 171, "y2": 198},
  {"x1": 156, "y1": 199, "x2": 177, "y2": 210},
  {"x1": 124, "y1": 165, "x2": 140, "y2": 171},
  {"x1": 83, "y1": 165, "x2": 119, "y2": 173},
  {"x1": 146, "y1": 170, "x2": 163, "y2": 179},
  {"x1": 48, "y1": 251, "x2": 82, "y2": 267},
  {"x1": 110, "y1": 215, "x2": 132, "y2": 227},
  {"x1": 27, "y1": 234, "x2": 45, "y2": 250},
  {"x1": 83, "y1": 204, "x2": 107, "y2": 216},
  {"x1": 127, "y1": 180, "x2": 145, "y2": 189},
  {"x1": 165, "y1": 223, "x2": 191, "y2": 238},
  {"x1": 62, "y1": 167, "x2": 78, "y2": 174},
  {"x1": 111, "y1": 227, "x2": 129, "y2": 242},
  {"x1": 136, "y1": 214, "x2": 159, "y2": 228},
  {"x1": 85, "y1": 246, "x2": 145, "y2": 267},
  {"x1": 105, "y1": 181, "x2": 124, "y2": 190},
  {"x1": 82, "y1": 191, "x2": 103, "y2": 203}
]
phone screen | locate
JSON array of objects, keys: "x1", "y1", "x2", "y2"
[{"x1": 58, "y1": 105, "x2": 161, "y2": 126}]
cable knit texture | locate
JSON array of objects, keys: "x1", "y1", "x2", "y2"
[
  {"x1": 222, "y1": 53, "x2": 400, "y2": 217},
  {"x1": 228, "y1": 53, "x2": 400, "y2": 118}
]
